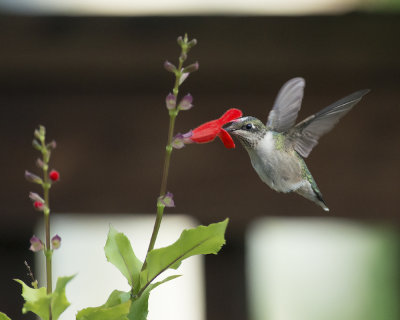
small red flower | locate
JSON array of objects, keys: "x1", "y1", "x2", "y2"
[
  {"x1": 184, "y1": 108, "x2": 242, "y2": 148},
  {"x1": 34, "y1": 201, "x2": 44, "y2": 210},
  {"x1": 49, "y1": 170, "x2": 60, "y2": 182}
]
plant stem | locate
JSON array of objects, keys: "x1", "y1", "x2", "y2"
[
  {"x1": 142, "y1": 113, "x2": 177, "y2": 270},
  {"x1": 41, "y1": 141, "x2": 53, "y2": 296},
  {"x1": 40, "y1": 137, "x2": 53, "y2": 320},
  {"x1": 44, "y1": 187, "x2": 52, "y2": 295},
  {"x1": 141, "y1": 50, "x2": 185, "y2": 272}
]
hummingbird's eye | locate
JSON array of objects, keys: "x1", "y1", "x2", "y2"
[{"x1": 244, "y1": 123, "x2": 253, "y2": 130}]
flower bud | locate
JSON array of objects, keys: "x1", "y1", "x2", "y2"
[
  {"x1": 34, "y1": 126, "x2": 46, "y2": 142},
  {"x1": 34, "y1": 130, "x2": 42, "y2": 140},
  {"x1": 36, "y1": 158, "x2": 46, "y2": 169},
  {"x1": 33, "y1": 201, "x2": 45, "y2": 211},
  {"x1": 179, "y1": 72, "x2": 189, "y2": 86},
  {"x1": 159, "y1": 192, "x2": 175, "y2": 207},
  {"x1": 172, "y1": 131, "x2": 193, "y2": 149},
  {"x1": 165, "y1": 93, "x2": 176, "y2": 110},
  {"x1": 171, "y1": 136, "x2": 185, "y2": 149},
  {"x1": 29, "y1": 192, "x2": 44, "y2": 203},
  {"x1": 164, "y1": 60, "x2": 177, "y2": 73},
  {"x1": 47, "y1": 140, "x2": 57, "y2": 150},
  {"x1": 49, "y1": 170, "x2": 60, "y2": 182},
  {"x1": 187, "y1": 39, "x2": 197, "y2": 49},
  {"x1": 183, "y1": 62, "x2": 199, "y2": 73},
  {"x1": 32, "y1": 139, "x2": 42, "y2": 151},
  {"x1": 39, "y1": 125, "x2": 46, "y2": 136},
  {"x1": 29, "y1": 236, "x2": 44, "y2": 252},
  {"x1": 25, "y1": 171, "x2": 43, "y2": 184},
  {"x1": 179, "y1": 94, "x2": 193, "y2": 110},
  {"x1": 51, "y1": 234, "x2": 61, "y2": 249},
  {"x1": 177, "y1": 36, "x2": 184, "y2": 45}
]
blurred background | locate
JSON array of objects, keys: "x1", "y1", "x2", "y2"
[{"x1": 0, "y1": 0, "x2": 399, "y2": 319}]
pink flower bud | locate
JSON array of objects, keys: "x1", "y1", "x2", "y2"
[
  {"x1": 36, "y1": 158, "x2": 45, "y2": 168},
  {"x1": 165, "y1": 93, "x2": 176, "y2": 110},
  {"x1": 171, "y1": 136, "x2": 185, "y2": 149},
  {"x1": 164, "y1": 60, "x2": 177, "y2": 73},
  {"x1": 183, "y1": 62, "x2": 199, "y2": 73},
  {"x1": 172, "y1": 131, "x2": 193, "y2": 149},
  {"x1": 29, "y1": 192, "x2": 44, "y2": 203},
  {"x1": 51, "y1": 235, "x2": 61, "y2": 249},
  {"x1": 187, "y1": 39, "x2": 197, "y2": 48},
  {"x1": 179, "y1": 94, "x2": 193, "y2": 110},
  {"x1": 179, "y1": 72, "x2": 189, "y2": 85},
  {"x1": 49, "y1": 170, "x2": 60, "y2": 182},
  {"x1": 25, "y1": 171, "x2": 43, "y2": 184},
  {"x1": 29, "y1": 236, "x2": 44, "y2": 252},
  {"x1": 47, "y1": 140, "x2": 57, "y2": 150},
  {"x1": 159, "y1": 192, "x2": 175, "y2": 207}
]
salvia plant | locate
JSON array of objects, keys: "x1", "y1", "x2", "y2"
[{"x1": 0, "y1": 34, "x2": 244, "y2": 320}]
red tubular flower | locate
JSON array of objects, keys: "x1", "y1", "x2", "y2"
[{"x1": 189, "y1": 108, "x2": 242, "y2": 148}]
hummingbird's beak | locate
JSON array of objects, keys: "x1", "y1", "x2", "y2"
[{"x1": 223, "y1": 121, "x2": 237, "y2": 133}]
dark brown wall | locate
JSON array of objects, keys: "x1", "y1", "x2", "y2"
[{"x1": 0, "y1": 14, "x2": 399, "y2": 320}]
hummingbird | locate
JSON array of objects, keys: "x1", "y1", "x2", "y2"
[{"x1": 224, "y1": 78, "x2": 369, "y2": 211}]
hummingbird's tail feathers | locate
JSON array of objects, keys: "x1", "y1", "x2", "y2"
[
  {"x1": 295, "y1": 179, "x2": 330, "y2": 212},
  {"x1": 314, "y1": 190, "x2": 330, "y2": 212},
  {"x1": 289, "y1": 89, "x2": 370, "y2": 158}
]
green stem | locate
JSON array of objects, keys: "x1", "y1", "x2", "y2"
[
  {"x1": 41, "y1": 139, "x2": 53, "y2": 320},
  {"x1": 140, "y1": 50, "x2": 185, "y2": 273},
  {"x1": 141, "y1": 113, "x2": 177, "y2": 271}
]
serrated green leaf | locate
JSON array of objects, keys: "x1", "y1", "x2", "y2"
[
  {"x1": 15, "y1": 279, "x2": 51, "y2": 320},
  {"x1": 141, "y1": 219, "x2": 228, "y2": 287},
  {"x1": 51, "y1": 275, "x2": 75, "y2": 320},
  {"x1": 105, "y1": 225, "x2": 143, "y2": 290},
  {"x1": 129, "y1": 275, "x2": 180, "y2": 320},
  {"x1": 16, "y1": 276, "x2": 74, "y2": 320},
  {"x1": 76, "y1": 300, "x2": 131, "y2": 320},
  {"x1": 0, "y1": 312, "x2": 12, "y2": 320},
  {"x1": 76, "y1": 290, "x2": 131, "y2": 320},
  {"x1": 104, "y1": 290, "x2": 131, "y2": 307}
]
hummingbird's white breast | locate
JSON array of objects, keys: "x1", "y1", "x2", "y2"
[{"x1": 247, "y1": 131, "x2": 304, "y2": 193}]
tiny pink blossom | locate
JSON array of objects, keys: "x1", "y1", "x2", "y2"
[{"x1": 29, "y1": 236, "x2": 44, "y2": 252}]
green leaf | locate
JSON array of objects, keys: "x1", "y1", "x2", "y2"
[
  {"x1": 104, "y1": 290, "x2": 131, "y2": 307},
  {"x1": 141, "y1": 219, "x2": 228, "y2": 287},
  {"x1": 51, "y1": 275, "x2": 75, "y2": 320},
  {"x1": 15, "y1": 279, "x2": 51, "y2": 320},
  {"x1": 0, "y1": 312, "x2": 12, "y2": 320},
  {"x1": 105, "y1": 226, "x2": 143, "y2": 290},
  {"x1": 128, "y1": 275, "x2": 180, "y2": 320},
  {"x1": 15, "y1": 276, "x2": 74, "y2": 320},
  {"x1": 76, "y1": 290, "x2": 131, "y2": 320}
]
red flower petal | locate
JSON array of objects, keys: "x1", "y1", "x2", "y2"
[
  {"x1": 218, "y1": 129, "x2": 235, "y2": 149},
  {"x1": 218, "y1": 108, "x2": 243, "y2": 125},
  {"x1": 191, "y1": 120, "x2": 221, "y2": 143},
  {"x1": 188, "y1": 108, "x2": 243, "y2": 147}
]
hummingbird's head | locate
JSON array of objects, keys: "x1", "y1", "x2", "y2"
[{"x1": 224, "y1": 116, "x2": 267, "y2": 149}]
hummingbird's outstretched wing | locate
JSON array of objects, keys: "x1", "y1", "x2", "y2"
[
  {"x1": 289, "y1": 89, "x2": 370, "y2": 158},
  {"x1": 266, "y1": 77, "x2": 305, "y2": 132}
]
